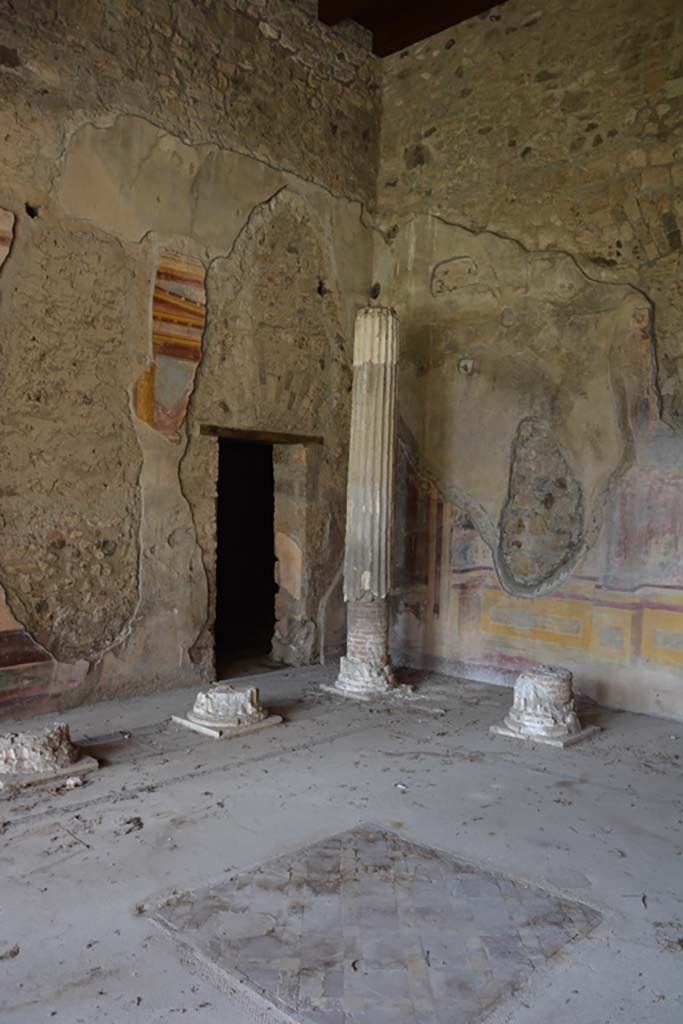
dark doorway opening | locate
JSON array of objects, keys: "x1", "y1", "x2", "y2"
[{"x1": 215, "y1": 439, "x2": 278, "y2": 678}]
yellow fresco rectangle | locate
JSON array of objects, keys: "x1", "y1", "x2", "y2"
[
  {"x1": 592, "y1": 606, "x2": 632, "y2": 661},
  {"x1": 642, "y1": 608, "x2": 683, "y2": 666},
  {"x1": 482, "y1": 591, "x2": 591, "y2": 650}
]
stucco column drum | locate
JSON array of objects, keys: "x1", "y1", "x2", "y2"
[{"x1": 335, "y1": 307, "x2": 399, "y2": 698}]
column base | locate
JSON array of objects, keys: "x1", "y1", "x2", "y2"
[
  {"x1": 490, "y1": 664, "x2": 601, "y2": 747},
  {"x1": 331, "y1": 655, "x2": 396, "y2": 700}
]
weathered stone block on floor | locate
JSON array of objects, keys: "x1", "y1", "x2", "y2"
[
  {"x1": 491, "y1": 665, "x2": 600, "y2": 747},
  {"x1": 172, "y1": 683, "x2": 282, "y2": 739},
  {"x1": 0, "y1": 722, "x2": 98, "y2": 788}
]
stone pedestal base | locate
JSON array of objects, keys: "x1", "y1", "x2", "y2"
[
  {"x1": 332, "y1": 599, "x2": 396, "y2": 700},
  {"x1": 490, "y1": 665, "x2": 599, "y2": 747},
  {"x1": 333, "y1": 655, "x2": 396, "y2": 700},
  {"x1": 173, "y1": 683, "x2": 282, "y2": 739},
  {"x1": 0, "y1": 723, "x2": 99, "y2": 789}
]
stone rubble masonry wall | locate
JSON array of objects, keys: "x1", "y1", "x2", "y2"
[
  {"x1": 379, "y1": 0, "x2": 683, "y2": 424},
  {"x1": 0, "y1": 0, "x2": 379, "y2": 204},
  {"x1": 2, "y1": 0, "x2": 683, "y2": 719},
  {"x1": 380, "y1": 0, "x2": 683, "y2": 719},
  {"x1": 0, "y1": 0, "x2": 378, "y2": 715}
]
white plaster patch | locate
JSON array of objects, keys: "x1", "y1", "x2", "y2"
[{"x1": 275, "y1": 531, "x2": 302, "y2": 600}]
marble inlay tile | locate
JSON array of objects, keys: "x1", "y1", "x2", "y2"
[{"x1": 153, "y1": 827, "x2": 601, "y2": 1024}]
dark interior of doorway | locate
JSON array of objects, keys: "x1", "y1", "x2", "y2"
[{"x1": 215, "y1": 439, "x2": 278, "y2": 679}]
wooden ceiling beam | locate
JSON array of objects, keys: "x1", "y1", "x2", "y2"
[
  {"x1": 318, "y1": 0, "x2": 376, "y2": 26},
  {"x1": 372, "y1": 1, "x2": 506, "y2": 56},
  {"x1": 318, "y1": 0, "x2": 508, "y2": 56}
]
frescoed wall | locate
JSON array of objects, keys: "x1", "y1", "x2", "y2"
[
  {"x1": 0, "y1": 1, "x2": 378, "y2": 715},
  {"x1": 378, "y1": 0, "x2": 683, "y2": 720},
  {"x1": 134, "y1": 251, "x2": 207, "y2": 441},
  {"x1": 394, "y1": 442, "x2": 683, "y2": 717},
  {"x1": 1, "y1": 0, "x2": 683, "y2": 722},
  {"x1": 382, "y1": 211, "x2": 683, "y2": 717}
]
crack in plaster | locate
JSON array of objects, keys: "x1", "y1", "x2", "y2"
[
  {"x1": 26, "y1": 107, "x2": 366, "y2": 677},
  {"x1": 388, "y1": 212, "x2": 659, "y2": 599},
  {"x1": 178, "y1": 186, "x2": 353, "y2": 668},
  {"x1": 177, "y1": 186, "x2": 290, "y2": 667},
  {"x1": 54, "y1": 113, "x2": 371, "y2": 244}
]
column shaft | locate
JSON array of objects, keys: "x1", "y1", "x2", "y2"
[{"x1": 335, "y1": 307, "x2": 399, "y2": 698}]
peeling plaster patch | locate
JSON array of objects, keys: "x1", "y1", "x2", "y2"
[
  {"x1": 379, "y1": 214, "x2": 657, "y2": 596},
  {"x1": 272, "y1": 616, "x2": 316, "y2": 666},
  {"x1": 498, "y1": 418, "x2": 584, "y2": 594},
  {"x1": 0, "y1": 209, "x2": 52, "y2": 678},
  {"x1": 59, "y1": 116, "x2": 284, "y2": 252},
  {"x1": 0, "y1": 211, "x2": 53, "y2": 680},
  {"x1": 0, "y1": 221, "x2": 143, "y2": 663},
  {"x1": 0, "y1": 209, "x2": 14, "y2": 267},
  {"x1": 95, "y1": 419, "x2": 209, "y2": 699},
  {"x1": 181, "y1": 189, "x2": 353, "y2": 673},
  {"x1": 275, "y1": 532, "x2": 302, "y2": 600},
  {"x1": 134, "y1": 251, "x2": 206, "y2": 441}
]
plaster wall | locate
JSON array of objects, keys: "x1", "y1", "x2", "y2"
[
  {"x1": 0, "y1": 0, "x2": 378, "y2": 714},
  {"x1": 379, "y1": 0, "x2": 683, "y2": 718},
  {"x1": 3, "y1": 0, "x2": 683, "y2": 722}
]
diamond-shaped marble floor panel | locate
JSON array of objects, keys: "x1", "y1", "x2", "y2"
[{"x1": 152, "y1": 827, "x2": 600, "y2": 1024}]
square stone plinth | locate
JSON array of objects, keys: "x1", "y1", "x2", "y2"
[
  {"x1": 490, "y1": 723, "x2": 601, "y2": 748},
  {"x1": 0, "y1": 754, "x2": 99, "y2": 790},
  {"x1": 152, "y1": 826, "x2": 601, "y2": 1024},
  {"x1": 171, "y1": 714, "x2": 283, "y2": 740}
]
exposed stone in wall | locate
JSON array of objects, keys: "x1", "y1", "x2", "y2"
[
  {"x1": 181, "y1": 190, "x2": 354, "y2": 673},
  {"x1": 0, "y1": 0, "x2": 375, "y2": 710},
  {"x1": 380, "y1": 0, "x2": 683, "y2": 717},
  {"x1": 394, "y1": 433, "x2": 431, "y2": 589},
  {"x1": 498, "y1": 418, "x2": 584, "y2": 593},
  {"x1": 0, "y1": 212, "x2": 55, "y2": 696},
  {"x1": 0, "y1": 217, "x2": 145, "y2": 663},
  {"x1": 272, "y1": 616, "x2": 317, "y2": 667},
  {"x1": 379, "y1": 0, "x2": 683, "y2": 426},
  {"x1": 1, "y1": 0, "x2": 379, "y2": 205},
  {"x1": 374, "y1": 214, "x2": 654, "y2": 599}
]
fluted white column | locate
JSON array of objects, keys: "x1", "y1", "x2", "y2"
[{"x1": 335, "y1": 307, "x2": 399, "y2": 698}]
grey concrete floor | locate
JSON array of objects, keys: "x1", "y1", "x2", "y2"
[{"x1": 0, "y1": 666, "x2": 681, "y2": 1023}]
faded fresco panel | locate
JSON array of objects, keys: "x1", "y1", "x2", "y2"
[{"x1": 134, "y1": 251, "x2": 206, "y2": 441}]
